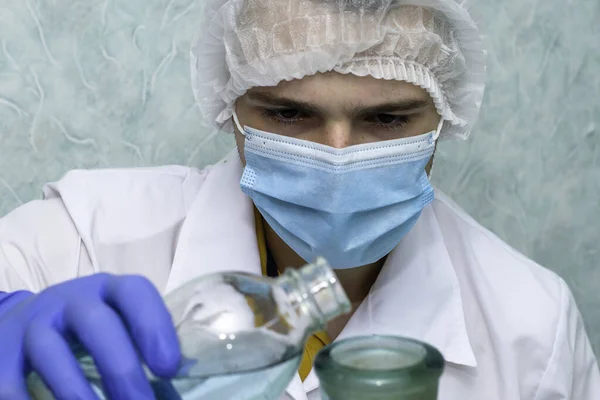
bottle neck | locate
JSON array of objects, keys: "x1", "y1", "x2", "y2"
[{"x1": 273, "y1": 258, "x2": 351, "y2": 337}]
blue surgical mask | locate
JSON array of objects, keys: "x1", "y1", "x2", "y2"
[{"x1": 233, "y1": 113, "x2": 437, "y2": 269}]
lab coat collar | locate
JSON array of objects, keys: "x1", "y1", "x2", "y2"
[
  {"x1": 336, "y1": 202, "x2": 478, "y2": 367},
  {"x1": 166, "y1": 150, "x2": 477, "y2": 399},
  {"x1": 299, "y1": 200, "x2": 478, "y2": 397},
  {"x1": 165, "y1": 151, "x2": 262, "y2": 294}
]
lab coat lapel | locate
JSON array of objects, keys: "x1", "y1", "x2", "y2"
[
  {"x1": 284, "y1": 374, "x2": 309, "y2": 400},
  {"x1": 166, "y1": 151, "x2": 310, "y2": 400},
  {"x1": 165, "y1": 150, "x2": 260, "y2": 295},
  {"x1": 336, "y1": 202, "x2": 477, "y2": 367},
  {"x1": 301, "y1": 199, "x2": 478, "y2": 398}
]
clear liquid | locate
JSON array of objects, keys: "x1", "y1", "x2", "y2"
[{"x1": 176, "y1": 325, "x2": 299, "y2": 377}]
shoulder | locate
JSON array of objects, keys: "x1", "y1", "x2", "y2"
[
  {"x1": 1, "y1": 165, "x2": 214, "y2": 291},
  {"x1": 431, "y1": 189, "x2": 571, "y2": 390},
  {"x1": 0, "y1": 198, "x2": 81, "y2": 290},
  {"x1": 42, "y1": 165, "x2": 210, "y2": 238},
  {"x1": 431, "y1": 190, "x2": 600, "y2": 397},
  {"x1": 431, "y1": 188, "x2": 564, "y2": 302},
  {"x1": 433, "y1": 191, "x2": 600, "y2": 400},
  {"x1": 43, "y1": 165, "x2": 210, "y2": 212},
  {"x1": 43, "y1": 164, "x2": 212, "y2": 256}
]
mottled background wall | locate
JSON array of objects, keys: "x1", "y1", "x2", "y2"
[{"x1": 0, "y1": 0, "x2": 599, "y2": 354}]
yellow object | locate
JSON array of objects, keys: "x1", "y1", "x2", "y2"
[{"x1": 254, "y1": 208, "x2": 331, "y2": 381}]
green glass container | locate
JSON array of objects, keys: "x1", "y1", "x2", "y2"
[{"x1": 314, "y1": 335, "x2": 444, "y2": 400}]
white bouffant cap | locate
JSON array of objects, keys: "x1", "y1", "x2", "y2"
[{"x1": 191, "y1": 0, "x2": 486, "y2": 140}]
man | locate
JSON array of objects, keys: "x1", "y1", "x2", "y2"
[{"x1": 0, "y1": 0, "x2": 598, "y2": 399}]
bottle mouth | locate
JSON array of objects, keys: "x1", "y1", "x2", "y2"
[{"x1": 292, "y1": 257, "x2": 352, "y2": 323}]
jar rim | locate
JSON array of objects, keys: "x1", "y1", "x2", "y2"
[{"x1": 314, "y1": 335, "x2": 444, "y2": 390}]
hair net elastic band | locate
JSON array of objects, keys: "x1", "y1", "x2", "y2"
[{"x1": 218, "y1": 58, "x2": 464, "y2": 134}]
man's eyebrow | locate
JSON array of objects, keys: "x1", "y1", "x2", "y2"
[
  {"x1": 247, "y1": 92, "x2": 431, "y2": 114},
  {"x1": 353, "y1": 99, "x2": 431, "y2": 114},
  {"x1": 247, "y1": 92, "x2": 321, "y2": 113}
]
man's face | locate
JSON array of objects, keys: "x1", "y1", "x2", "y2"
[{"x1": 234, "y1": 72, "x2": 440, "y2": 166}]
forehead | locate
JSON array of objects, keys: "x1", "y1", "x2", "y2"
[{"x1": 247, "y1": 72, "x2": 433, "y2": 107}]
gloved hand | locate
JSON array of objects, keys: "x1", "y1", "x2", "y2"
[{"x1": 0, "y1": 273, "x2": 181, "y2": 400}]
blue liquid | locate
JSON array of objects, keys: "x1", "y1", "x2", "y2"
[
  {"x1": 28, "y1": 350, "x2": 301, "y2": 400},
  {"x1": 147, "y1": 354, "x2": 301, "y2": 400}
]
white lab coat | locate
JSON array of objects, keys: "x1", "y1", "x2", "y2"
[{"x1": 0, "y1": 150, "x2": 599, "y2": 400}]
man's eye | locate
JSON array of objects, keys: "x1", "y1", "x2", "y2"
[
  {"x1": 377, "y1": 114, "x2": 397, "y2": 124},
  {"x1": 263, "y1": 109, "x2": 304, "y2": 124},
  {"x1": 278, "y1": 109, "x2": 300, "y2": 119},
  {"x1": 367, "y1": 114, "x2": 410, "y2": 128}
]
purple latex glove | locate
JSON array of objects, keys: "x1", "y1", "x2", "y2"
[{"x1": 0, "y1": 274, "x2": 181, "y2": 400}]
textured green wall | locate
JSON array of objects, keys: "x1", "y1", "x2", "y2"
[{"x1": 0, "y1": 0, "x2": 598, "y2": 354}]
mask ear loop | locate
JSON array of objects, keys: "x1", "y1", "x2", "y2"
[
  {"x1": 433, "y1": 117, "x2": 444, "y2": 141},
  {"x1": 232, "y1": 111, "x2": 246, "y2": 136},
  {"x1": 428, "y1": 117, "x2": 444, "y2": 177}
]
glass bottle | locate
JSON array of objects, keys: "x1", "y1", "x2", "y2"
[
  {"x1": 28, "y1": 257, "x2": 351, "y2": 400},
  {"x1": 314, "y1": 335, "x2": 444, "y2": 400}
]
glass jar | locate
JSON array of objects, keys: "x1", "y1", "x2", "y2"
[{"x1": 314, "y1": 335, "x2": 444, "y2": 400}]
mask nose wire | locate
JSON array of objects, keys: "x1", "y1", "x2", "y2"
[{"x1": 234, "y1": 109, "x2": 440, "y2": 175}]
